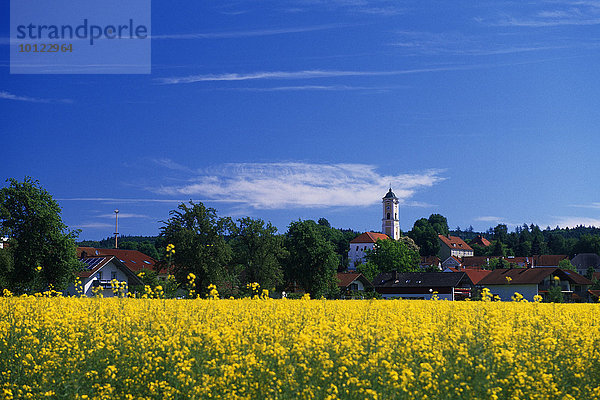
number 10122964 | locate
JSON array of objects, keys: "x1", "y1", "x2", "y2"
[{"x1": 18, "y1": 43, "x2": 73, "y2": 52}]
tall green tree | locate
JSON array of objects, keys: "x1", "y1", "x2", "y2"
[
  {"x1": 493, "y1": 224, "x2": 509, "y2": 244},
  {"x1": 230, "y1": 217, "x2": 287, "y2": 290},
  {"x1": 0, "y1": 178, "x2": 81, "y2": 292},
  {"x1": 283, "y1": 220, "x2": 339, "y2": 298},
  {"x1": 159, "y1": 201, "x2": 234, "y2": 295},
  {"x1": 428, "y1": 214, "x2": 449, "y2": 236},
  {"x1": 489, "y1": 240, "x2": 507, "y2": 257},
  {"x1": 408, "y1": 218, "x2": 440, "y2": 256},
  {"x1": 364, "y1": 237, "x2": 420, "y2": 275}
]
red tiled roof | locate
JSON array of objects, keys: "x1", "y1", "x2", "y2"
[
  {"x1": 336, "y1": 272, "x2": 373, "y2": 288},
  {"x1": 479, "y1": 267, "x2": 592, "y2": 285},
  {"x1": 438, "y1": 235, "x2": 473, "y2": 251},
  {"x1": 463, "y1": 269, "x2": 492, "y2": 285},
  {"x1": 420, "y1": 256, "x2": 441, "y2": 266},
  {"x1": 533, "y1": 255, "x2": 568, "y2": 266},
  {"x1": 77, "y1": 247, "x2": 164, "y2": 274},
  {"x1": 470, "y1": 235, "x2": 491, "y2": 247},
  {"x1": 460, "y1": 256, "x2": 491, "y2": 268},
  {"x1": 350, "y1": 232, "x2": 389, "y2": 244},
  {"x1": 77, "y1": 256, "x2": 145, "y2": 286}
]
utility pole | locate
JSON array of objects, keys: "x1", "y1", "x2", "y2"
[{"x1": 114, "y1": 209, "x2": 119, "y2": 249}]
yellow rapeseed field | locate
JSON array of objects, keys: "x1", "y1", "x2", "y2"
[{"x1": 1, "y1": 296, "x2": 600, "y2": 400}]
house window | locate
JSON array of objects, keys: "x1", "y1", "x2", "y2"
[
  {"x1": 387, "y1": 213, "x2": 390, "y2": 219},
  {"x1": 97, "y1": 271, "x2": 103, "y2": 280},
  {"x1": 350, "y1": 283, "x2": 359, "y2": 291},
  {"x1": 394, "y1": 213, "x2": 397, "y2": 219},
  {"x1": 111, "y1": 271, "x2": 117, "y2": 280}
]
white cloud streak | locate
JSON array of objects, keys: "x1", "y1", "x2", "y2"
[
  {"x1": 153, "y1": 162, "x2": 445, "y2": 209},
  {"x1": 152, "y1": 23, "x2": 353, "y2": 40},
  {"x1": 156, "y1": 66, "x2": 481, "y2": 84},
  {"x1": 97, "y1": 213, "x2": 151, "y2": 219},
  {"x1": 485, "y1": 2, "x2": 600, "y2": 27},
  {"x1": 56, "y1": 198, "x2": 244, "y2": 204},
  {"x1": 0, "y1": 91, "x2": 72, "y2": 104},
  {"x1": 72, "y1": 222, "x2": 114, "y2": 229},
  {"x1": 475, "y1": 216, "x2": 504, "y2": 222},
  {"x1": 571, "y1": 202, "x2": 600, "y2": 209},
  {"x1": 220, "y1": 84, "x2": 407, "y2": 92},
  {"x1": 550, "y1": 216, "x2": 600, "y2": 228}
]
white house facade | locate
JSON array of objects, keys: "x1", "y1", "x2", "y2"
[
  {"x1": 348, "y1": 232, "x2": 390, "y2": 270},
  {"x1": 68, "y1": 256, "x2": 143, "y2": 297}
]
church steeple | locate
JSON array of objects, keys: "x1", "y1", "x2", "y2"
[{"x1": 382, "y1": 188, "x2": 400, "y2": 240}]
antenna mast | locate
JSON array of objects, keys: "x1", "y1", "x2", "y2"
[{"x1": 114, "y1": 209, "x2": 119, "y2": 249}]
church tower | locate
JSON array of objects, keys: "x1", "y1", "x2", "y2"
[{"x1": 382, "y1": 188, "x2": 400, "y2": 240}]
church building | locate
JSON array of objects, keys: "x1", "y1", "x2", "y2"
[
  {"x1": 347, "y1": 188, "x2": 401, "y2": 270},
  {"x1": 381, "y1": 188, "x2": 400, "y2": 240}
]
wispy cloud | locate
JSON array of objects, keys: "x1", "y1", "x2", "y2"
[
  {"x1": 475, "y1": 216, "x2": 504, "y2": 222},
  {"x1": 152, "y1": 23, "x2": 353, "y2": 40},
  {"x1": 390, "y1": 30, "x2": 573, "y2": 56},
  {"x1": 279, "y1": 0, "x2": 405, "y2": 15},
  {"x1": 157, "y1": 65, "x2": 483, "y2": 84},
  {"x1": 571, "y1": 202, "x2": 600, "y2": 209},
  {"x1": 474, "y1": 216, "x2": 522, "y2": 227},
  {"x1": 72, "y1": 222, "x2": 114, "y2": 229},
  {"x1": 0, "y1": 91, "x2": 72, "y2": 104},
  {"x1": 152, "y1": 162, "x2": 445, "y2": 209},
  {"x1": 97, "y1": 213, "x2": 151, "y2": 219},
  {"x1": 56, "y1": 197, "x2": 243, "y2": 204},
  {"x1": 484, "y1": 2, "x2": 600, "y2": 27},
  {"x1": 550, "y1": 216, "x2": 600, "y2": 228},
  {"x1": 220, "y1": 84, "x2": 407, "y2": 92}
]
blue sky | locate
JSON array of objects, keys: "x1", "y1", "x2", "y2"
[{"x1": 2, "y1": 0, "x2": 600, "y2": 240}]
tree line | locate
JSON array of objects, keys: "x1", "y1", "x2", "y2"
[{"x1": 2, "y1": 178, "x2": 600, "y2": 297}]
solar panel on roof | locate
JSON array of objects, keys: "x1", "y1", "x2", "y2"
[{"x1": 80, "y1": 257, "x2": 104, "y2": 270}]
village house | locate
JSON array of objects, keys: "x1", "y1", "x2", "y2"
[
  {"x1": 477, "y1": 267, "x2": 591, "y2": 302},
  {"x1": 77, "y1": 247, "x2": 168, "y2": 278},
  {"x1": 67, "y1": 255, "x2": 143, "y2": 297},
  {"x1": 347, "y1": 232, "x2": 389, "y2": 270},
  {"x1": 442, "y1": 255, "x2": 568, "y2": 270},
  {"x1": 337, "y1": 272, "x2": 374, "y2": 296},
  {"x1": 373, "y1": 271, "x2": 474, "y2": 300},
  {"x1": 470, "y1": 235, "x2": 491, "y2": 247},
  {"x1": 419, "y1": 256, "x2": 441, "y2": 270},
  {"x1": 571, "y1": 253, "x2": 600, "y2": 276},
  {"x1": 438, "y1": 235, "x2": 474, "y2": 260}
]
